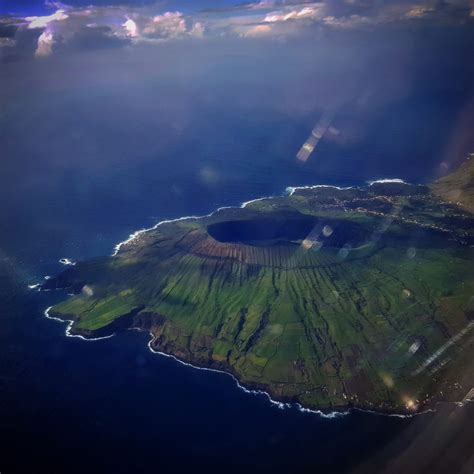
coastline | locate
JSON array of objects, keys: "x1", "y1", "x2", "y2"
[
  {"x1": 44, "y1": 306, "x2": 115, "y2": 342},
  {"x1": 144, "y1": 332, "x2": 440, "y2": 419},
  {"x1": 43, "y1": 304, "x2": 439, "y2": 418},
  {"x1": 40, "y1": 178, "x2": 464, "y2": 419},
  {"x1": 111, "y1": 178, "x2": 410, "y2": 258},
  {"x1": 111, "y1": 194, "x2": 278, "y2": 256},
  {"x1": 367, "y1": 178, "x2": 408, "y2": 186}
]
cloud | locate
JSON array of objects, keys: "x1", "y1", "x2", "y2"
[
  {"x1": 320, "y1": 14, "x2": 371, "y2": 29},
  {"x1": 26, "y1": 9, "x2": 69, "y2": 29},
  {"x1": 248, "y1": 0, "x2": 322, "y2": 9},
  {"x1": 23, "y1": 8, "x2": 69, "y2": 58},
  {"x1": 257, "y1": 0, "x2": 474, "y2": 29},
  {"x1": 136, "y1": 11, "x2": 206, "y2": 40},
  {"x1": 264, "y1": 5, "x2": 325, "y2": 22},
  {"x1": 0, "y1": 37, "x2": 15, "y2": 48},
  {"x1": 35, "y1": 30, "x2": 54, "y2": 57},
  {"x1": 123, "y1": 18, "x2": 138, "y2": 38},
  {"x1": 189, "y1": 21, "x2": 205, "y2": 37},
  {"x1": 404, "y1": 6, "x2": 435, "y2": 19},
  {"x1": 2, "y1": 0, "x2": 474, "y2": 60},
  {"x1": 142, "y1": 12, "x2": 187, "y2": 39},
  {"x1": 44, "y1": 1, "x2": 70, "y2": 9},
  {"x1": 241, "y1": 24, "x2": 273, "y2": 36}
]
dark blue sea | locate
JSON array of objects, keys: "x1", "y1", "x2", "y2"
[{"x1": 1, "y1": 75, "x2": 473, "y2": 474}]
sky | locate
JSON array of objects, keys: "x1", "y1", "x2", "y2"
[
  {"x1": 0, "y1": 0, "x2": 243, "y2": 16},
  {"x1": 1, "y1": 5, "x2": 474, "y2": 474},
  {"x1": 2, "y1": 0, "x2": 474, "y2": 60},
  {"x1": 1, "y1": 0, "x2": 474, "y2": 198}
]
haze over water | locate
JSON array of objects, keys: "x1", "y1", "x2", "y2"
[{"x1": 1, "y1": 0, "x2": 474, "y2": 472}]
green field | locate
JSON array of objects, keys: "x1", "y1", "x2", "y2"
[{"x1": 46, "y1": 167, "x2": 474, "y2": 413}]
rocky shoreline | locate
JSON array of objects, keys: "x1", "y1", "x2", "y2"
[
  {"x1": 41, "y1": 173, "x2": 474, "y2": 417},
  {"x1": 46, "y1": 304, "x2": 457, "y2": 417}
]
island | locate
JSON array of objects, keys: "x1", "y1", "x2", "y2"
[{"x1": 43, "y1": 158, "x2": 474, "y2": 414}]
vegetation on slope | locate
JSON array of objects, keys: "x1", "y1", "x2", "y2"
[
  {"x1": 431, "y1": 156, "x2": 474, "y2": 213},
  {"x1": 44, "y1": 170, "x2": 474, "y2": 414}
]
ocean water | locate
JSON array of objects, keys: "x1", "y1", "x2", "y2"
[{"x1": 1, "y1": 98, "x2": 474, "y2": 474}]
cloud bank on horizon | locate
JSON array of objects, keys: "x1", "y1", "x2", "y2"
[{"x1": 1, "y1": 0, "x2": 474, "y2": 59}]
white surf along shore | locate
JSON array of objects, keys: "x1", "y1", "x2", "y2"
[
  {"x1": 111, "y1": 194, "x2": 276, "y2": 256},
  {"x1": 42, "y1": 179, "x2": 438, "y2": 419},
  {"x1": 112, "y1": 183, "x2": 360, "y2": 256},
  {"x1": 44, "y1": 306, "x2": 115, "y2": 342},
  {"x1": 112, "y1": 179, "x2": 409, "y2": 256},
  {"x1": 367, "y1": 178, "x2": 408, "y2": 186},
  {"x1": 44, "y1": 300, "x2": 430, "y2": 419}
]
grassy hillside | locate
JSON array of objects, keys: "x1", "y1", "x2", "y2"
[
  {"x1": 431, "y1": 157, "x2": 474, "y2": 213},
  {"x1": 45, "y1": 182, "x2": 474, "y2": 413}
]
